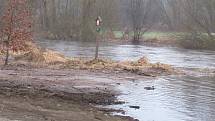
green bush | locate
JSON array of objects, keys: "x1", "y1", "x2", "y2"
[{"x1": 178, "y1": 32, "x2": 215, "y2": 50}]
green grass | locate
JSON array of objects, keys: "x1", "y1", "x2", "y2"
[
  {"x1": 113, "y1": 31, "x2": 124, "y2": 38},
  {"x1": 112, "y1": 31, "x2": 186, "y2": 40}
]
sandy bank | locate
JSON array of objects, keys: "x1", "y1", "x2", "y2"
[{"x1": 0, "y1": 65, "x2": 145, "y2": 121}]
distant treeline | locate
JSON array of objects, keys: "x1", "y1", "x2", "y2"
[{"x1": 0, "y1": 0, "x2": 215, "y2": 48}]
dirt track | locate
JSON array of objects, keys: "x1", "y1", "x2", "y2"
[{"x1": 0, "y1": 64, "x2": 144, "y2": 121}]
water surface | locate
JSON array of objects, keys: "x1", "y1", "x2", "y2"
[
  {"x1": 39, "y1": 40, "x2": 215, "y2": 121},
  {"x1": 38, "y1": 40, "x2": 215, "y2": 69},
  {"x1": 111, "y1": 76, "x2": 215, "y2": 121}
]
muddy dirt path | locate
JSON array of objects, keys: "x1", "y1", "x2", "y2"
[{"x1": 0, "y1": 65, "x2": 145, "y2": 121}]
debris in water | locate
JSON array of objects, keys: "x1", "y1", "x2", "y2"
[
  {"x1": 116, "y1": 83, "x2": 121, "y2": 85},
  {"x1": 144, "y1": 86, "x2": 155, "y2": 90},
  {"x1": 129, "y1": 106, "x2": 140, "y2": 109}
]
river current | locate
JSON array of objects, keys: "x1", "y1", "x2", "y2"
[{"x1": 39, "y1": 40, "x2": 215, "y2": 121}]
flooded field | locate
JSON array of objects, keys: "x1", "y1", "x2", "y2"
[{"x1": 39, "y1": 40, "x2": 215, "y2": 121}]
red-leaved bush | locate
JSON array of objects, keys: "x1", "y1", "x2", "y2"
[{"x1": 0, "y1": 0, "x2": 33, "y2": 65}]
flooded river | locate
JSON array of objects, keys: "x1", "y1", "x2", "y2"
[{"x1": 39, "y1": 40, "x2": 215, "y2": 121}]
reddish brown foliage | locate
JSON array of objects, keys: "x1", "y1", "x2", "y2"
[{"x1": 0, "y1": 0, "x2": 33, "y2": 52}]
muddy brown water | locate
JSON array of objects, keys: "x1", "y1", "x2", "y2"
[{"x1": 39, "y1": 40, "x2": 215, "y2": 121}]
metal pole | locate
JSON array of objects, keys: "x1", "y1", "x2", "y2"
[{"x1": 95, "y1": 33, "x2": 99, "y2": 60}]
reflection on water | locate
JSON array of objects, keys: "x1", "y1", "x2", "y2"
[
  {"x1": 111, "y1": 76, "x2": 215, "y2": 121},
  {"x1": 38, "y1": 40, "x2": 215, "y2": 69},
  {"x1": 38, "y1": 40, "x2": 215, "y2": 121}
]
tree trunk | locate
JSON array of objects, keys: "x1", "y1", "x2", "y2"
[
  {"x1": 133, "y1": 28, "x2": 141, "y2": 43},
  {"x1": 4, "y1": 42, "x2": 9, "y2": 66}
]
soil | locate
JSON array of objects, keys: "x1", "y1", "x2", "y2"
[{"x1": 0, "y1": 63, "x2": 144, "y2": 121}]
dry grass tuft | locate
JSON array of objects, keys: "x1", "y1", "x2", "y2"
[
  {"x1": 14, "y1": 42, "x2": 68, "y2": 64},
  {"x1": 62, "y1": 56, "x2": 176, "y2": 76}
]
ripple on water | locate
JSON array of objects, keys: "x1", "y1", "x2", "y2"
[{"x1": 108, "y1": 76, "x2": 215, "y2": 121}]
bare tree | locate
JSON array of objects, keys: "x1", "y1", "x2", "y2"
[
  {"x1": 182, "y1": 0, "x2": 215, "y2": 39},
  {"x1": 129, "y1": 0, "x2": 161, "y2": 43}
]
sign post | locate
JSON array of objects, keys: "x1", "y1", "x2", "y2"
[{"x1": 95, "y1": 16, "x2": 102, "y2": 60}]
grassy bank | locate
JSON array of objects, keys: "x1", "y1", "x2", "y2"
[
  {"x1": 113, "y1": 31, "x2": 182, "y2": 40},
  {"x1": 41, "y1": 30, "x2": 215, "y2": 50},
  {"x1": 112, "y1": 31, "x2": 215, "y2": 50}
]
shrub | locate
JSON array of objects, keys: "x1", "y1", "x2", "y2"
[{"x1": 178, "y1": 32, "x2": 215, "y2": 50}]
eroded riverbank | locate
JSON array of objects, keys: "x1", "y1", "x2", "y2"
[{"x1": 0, "y1": 63, "x2": 150, "y2": 121}]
